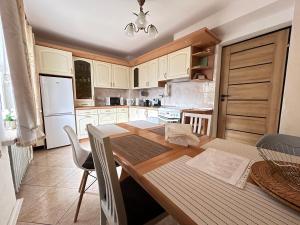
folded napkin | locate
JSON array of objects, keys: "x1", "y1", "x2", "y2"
[{"x1": 165, "y1": 123, "x2": 199, "y2": 147}]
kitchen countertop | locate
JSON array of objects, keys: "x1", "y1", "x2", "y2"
[
  {"x1": 182, "y1": 108, "x2": 213, "y2": 114},
  {"x1": 75, "y1": 105, "x2": 162, "y2": 110},
  {"x1": 75, "y1": 105, "x2": 129, "y2": 110},
  {"x1": 75, "y1": 105, "x2": 213, "y2": 113}
]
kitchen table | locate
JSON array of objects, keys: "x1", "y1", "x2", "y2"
[{"x1": 105, "y1": 123, "x2": 300, "y2": 225}]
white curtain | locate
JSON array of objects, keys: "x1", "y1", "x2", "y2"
[{"x1": 0, "y1": 0, "x2": 44, "y2": 146}]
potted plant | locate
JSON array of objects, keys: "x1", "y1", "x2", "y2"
[{"x1": 4, "y1": 110, "x2": 16, "y2": 129}]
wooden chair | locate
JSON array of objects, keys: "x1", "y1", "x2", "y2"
[
  {"x1": 64, "y1": 126, "x2": 97, "y2": 223},
  {"x1": 182, "y1": 112, "x2": 212, "y2": 136},
  {"x1": 87, "y1": 124, "x2": 166, "y2": 225}
]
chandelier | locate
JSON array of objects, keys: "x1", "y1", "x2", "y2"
[{"x1": 124, "y1": 0, "x2": 158, "y2": 38}]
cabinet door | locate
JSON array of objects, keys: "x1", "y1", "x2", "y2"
[
  {"x1": 129, "y1": 108, "x2": 138, "y2": 121},
  {"x1": 112, "y1": 65, "x2": 129, "y2": 89},
  {"x1": 76, "y1": 115, "x2": 98, "y2": 139},
  {"x1": 74, "y1": 58, "x2": 93, "y2": 100},
  {"x1": 99, "y1": 113, "x2": 117, "y2": 125},
  {"x1": 147, "y1": 59, "x2": 158, "y2": 88},
  {"x1": 117, "y1": 112, "x2": 129, "y2": 123},
  {"x1": 167, "y1": 47, "x2": 191, "y2": 79},
  {"x1": 35, "y1": 45, "x2": 73, "y2": 76},
  {"x1": 158, "y1": 55, "x2": 168, "y2": 81},
  {"x1": 93, "y1": 61, "x2": 112, "y2": 88},
  {"x1": 132, "y1": 67, "x2": 140, "y2": 89},
  {"x1": 137, "y1": 108, "x2": 147, "y2": 120},
  {"x1": 147, "y1": 109, "x2": 158, "y2": 118},
  {"x1": 139, "y1": 63, "x2": 148, "y2": 88}
]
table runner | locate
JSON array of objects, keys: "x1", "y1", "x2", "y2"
[
  {"x1": 111, "y1": 134, "x2": 172, "y2": 165},
  {"x1": 144, "y1": 156, "x2": 300, "y2": 225},
  {"x1": 148, "y1": 126, "x2": 165, "y2": 136}
]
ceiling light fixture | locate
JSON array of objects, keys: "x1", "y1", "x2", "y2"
[{"x1": 124, "y1": 0, "x2": 158, "y2": 38}]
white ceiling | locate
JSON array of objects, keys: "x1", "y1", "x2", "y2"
[{"x1": 24, "y1": 0, "x2": 234, "y2": 59}]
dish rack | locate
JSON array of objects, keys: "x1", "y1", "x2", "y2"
[{"x1": 256, "y1": 134, "x2": 300, "y2": 191}]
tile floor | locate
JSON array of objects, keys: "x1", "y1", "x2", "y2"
[{"x1": 17, "y1": 143, "x2": 178, "y2": 225}]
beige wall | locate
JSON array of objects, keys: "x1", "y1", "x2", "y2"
[{"x1": 280, "y1": 1, "x2": 300, "y2": 136}]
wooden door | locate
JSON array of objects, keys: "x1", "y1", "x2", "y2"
[
  {"x1": 112, "y1": 65, "x2": 129, "y2": 89},
  {"x1": 93, "y1": 61, "x2": 112, "y2": 88},
  {"x1": 158, "y1": 55, "x2": 168, "y2": 81},
  {"x1": 217, "y1": 29, "x2": 290, "y2": 145},
  {"x1": 167, "y1": 47, "x2": 191, "y2": 79},
  {"x1": 147, "y1": 59, "x2": 159, "y2": 88},
  {"x1": 35, "y1": 45, "x2": 73, "y2": 76}
]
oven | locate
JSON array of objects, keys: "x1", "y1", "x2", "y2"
[{"x1": 158, "y1": 107, "x2": 182, "y2": 123}]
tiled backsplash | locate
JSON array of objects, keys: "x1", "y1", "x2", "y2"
[
  {"x1": 94, "y1": 81, "x2": 215, "y2": 108},
  {"x1": 139, "y1": 81, "x2": 215, "y2": 108}
]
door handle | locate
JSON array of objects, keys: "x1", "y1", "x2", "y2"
[
  {"x1": 220, "y1": 94, "x2": 230, "y2": 102},
  {"x1": 221, "y1": 94, "x2": 229, "y2": 98}
]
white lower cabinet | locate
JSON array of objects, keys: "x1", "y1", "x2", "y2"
[
  {"x1": 99, "y1": 113, "x2": 117, "y2": 125},
  {"x1": 117, "y1": 112, "x2": 129, "y2": 123},
  {"x1": 98, "y1": 108, "x2": 117, "y2": 125},
  {"x1": 76, "y1": 107, "x2": 159, "y2": 139},
  {"x1": 129, "y1": 108, "x2": 147, "y2": 121},
  {"x1": 76, "y1": 114, "x2": 99, "y2": 139},
  {"x1": 117, "y1": 108, "x2": 129, "y2": 123}
]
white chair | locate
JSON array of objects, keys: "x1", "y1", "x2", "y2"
[
  {"x1": 87, "y1": 124, "x2": 166, "y2": 225},
  {"x1": 182, "y1": 112, "x2": 212, "y2": 136},
  {"x1": 64, "y1": 126, "x2": 97, "y2": 223}
]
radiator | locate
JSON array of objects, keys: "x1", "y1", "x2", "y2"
[{"x1": 8, "y1": 145, "x2": 33, "y2": 193}]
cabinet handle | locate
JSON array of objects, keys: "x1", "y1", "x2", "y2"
[
  {"x1": 164, "y1": 72, "x2": 167, "y2": 78},
  {"x1": 187, "y1": 68, "x2": 190, "y2": 74}
]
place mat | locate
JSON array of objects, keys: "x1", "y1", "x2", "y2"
[
  {"x1": 126, "y1": 120, "x2": 160, "y2": 129},
  {"x1": 144, "y1": 156, "x2": 300, "y2": 225},
  {"x1": 96, "y1": 124, "x2": 129, "y2": 136},
  {"x1": 148, "y1": 126, "x2": 165, "y2": 136},
  {"x1": 111, "y1": 134, "x2": 172, "y2": 165}
]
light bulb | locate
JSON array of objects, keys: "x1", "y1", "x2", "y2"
[
  {"x1": 147, "y1": 24, "x2": 158, "y2": 38},
  {"x1": 124, "y1": 23, "x2": 135, "y2": 37}
]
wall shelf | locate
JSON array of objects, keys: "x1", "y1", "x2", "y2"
[
  {"x1": 190, "y1": 45, "x2": 215, "y2": 82},
  {"x1": 192, "y1": 51, "x2": 214, "y2": 57},
  {"x1": 191, "y1": 65, "x2": 211, "y2": 70}
]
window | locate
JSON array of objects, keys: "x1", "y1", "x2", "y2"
[{"x1": 0, "y1": 20, "x2": 16, "y2": 127}]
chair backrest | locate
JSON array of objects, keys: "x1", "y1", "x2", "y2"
[
  {"x1": 64, "y1": 125, "x2": 90, "y2": 169},
  {"x1": 182, "y1": 112, "x2": 212, "y2": 136},
  {"x1": 87, "y1": 124, "x2": 127, "y2": 225}
]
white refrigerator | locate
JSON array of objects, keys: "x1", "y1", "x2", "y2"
[{"x1": 40, "y1": 76, "x2": 76, "y2": 149}]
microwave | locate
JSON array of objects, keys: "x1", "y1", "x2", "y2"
[{"x1": 106, "y1": 97, "x2": 121, "y2": 106}]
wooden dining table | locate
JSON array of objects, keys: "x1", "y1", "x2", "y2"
[{"x1": 108, "y1": 123, "x2": 212, "y2": 225}]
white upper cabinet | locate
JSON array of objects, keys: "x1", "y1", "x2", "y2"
[
  {"x1": 93, "y1": 61, "x2": 129, "y2": 89},
  {"x1": 167, "y1": 47, "x2": 191, "y2": 79},
  {"x1": 158, "y1": 55, "x2": 168, "y2": 81},
  {"x1": 137, "y1": 60, "x2": 158, "y2": 89},
  {"x1": 147, "y1": 59, "x2": 158, "y2": 88},
  {"x1": 112, "y1": 65, "x2": 129, "y2": 89},
  {"x1": 93, "y1": 61, "x2": 112, "y2": 88},
  {"x1": 139, "y1": 63, "x2": 148, "y2": 88},
  {"x1": 35, "y1": 45, "x2": 73, "y2": 76}
]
